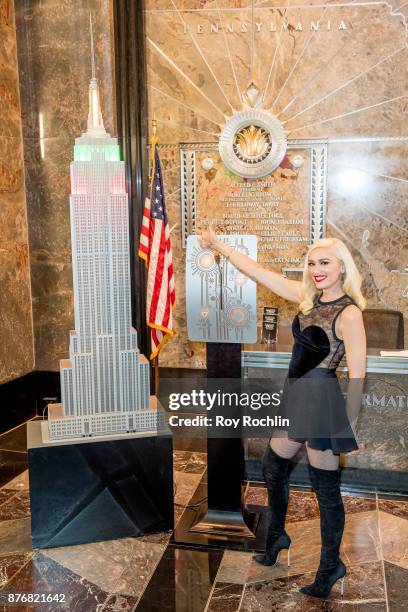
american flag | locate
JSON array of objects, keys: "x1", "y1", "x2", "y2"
[{"x1": 138, "y1": 144, "x2": 175, "y2": 359}]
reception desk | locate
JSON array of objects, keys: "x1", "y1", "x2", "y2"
[{"x1": 242, "y1": 340, "x2": 408, "y2": 493}]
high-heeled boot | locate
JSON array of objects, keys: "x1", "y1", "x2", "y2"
[
  {"x1": 253, "y1": 445, "x2": 291, "y2": 566},
  {"x1": 300, "y1": 464, "x2": 346, "y2": 598}
]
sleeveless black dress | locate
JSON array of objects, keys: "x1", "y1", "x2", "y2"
[{"x1": 278, "y1": 293, "x2": 359, "y2": 454}]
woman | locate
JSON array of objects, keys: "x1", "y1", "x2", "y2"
[{"x1": 197, "y1": 226, "x2": 366, "y2": 599}]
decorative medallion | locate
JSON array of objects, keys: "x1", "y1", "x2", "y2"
[
  {"x1": 195, "y1": 250, "x2": 217, "y2": 273},
  {"x1": 218, "y1": 83, "x2": 287, "y2": 179}
]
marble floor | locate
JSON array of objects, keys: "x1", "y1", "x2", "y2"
[{"x1": 0, "y1": 422, "x2": 407, "y2": 611}]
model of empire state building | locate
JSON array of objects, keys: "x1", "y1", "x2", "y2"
[{"x1": 47, "y1": 73, "x2": 164, "y2": 441}]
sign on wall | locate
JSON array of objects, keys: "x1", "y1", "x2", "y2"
[
  {"x1": 186, "y1": 234, "x2": 257, "y2": 343},
  {"x1": 181, "y1": 140, "x2": 327, "y2": 275}
]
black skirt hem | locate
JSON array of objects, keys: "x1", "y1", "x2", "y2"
[{"x1": 286, "y1": 434, "x2": 359, "y2": 455}]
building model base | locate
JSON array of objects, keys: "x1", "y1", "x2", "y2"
[
  {"x1": 28, "y1": 420, "x2": 173, "y2": 548},
  {"x1": 46, "y1": 396, "x2": 165, "y2": 442}
]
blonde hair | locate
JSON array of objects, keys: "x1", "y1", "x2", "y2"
[{"x1": 299, "y1": 238, "x2": 366, "y2": 314}]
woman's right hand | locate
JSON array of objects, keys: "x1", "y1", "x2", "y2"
[{"x1": 196, "y1": 224, "x2": 219, "y2": 251}]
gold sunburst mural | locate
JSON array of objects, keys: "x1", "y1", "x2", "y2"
[{"x1": 235, "y1": 125, "x2": 271, "y2": 161}]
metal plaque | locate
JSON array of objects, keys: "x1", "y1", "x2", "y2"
[{"x1": 186, "y1": 234, "x2": 257, "y2": 343}]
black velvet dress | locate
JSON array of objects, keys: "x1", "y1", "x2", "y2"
[{"x1": 278, "y1": 293, "x2": 359, "y2": 454}]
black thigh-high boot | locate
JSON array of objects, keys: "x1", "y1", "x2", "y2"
[
  {"x1": 300, "y1": 464, "x2": 346, "y2": 598},
  {"x1": 253, "y1": 445, "x2": 291, "y2": 566}
]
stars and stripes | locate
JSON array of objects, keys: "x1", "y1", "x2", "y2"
[{"x1": 138, "y1": 144, "x2": 175, "y2": 359}]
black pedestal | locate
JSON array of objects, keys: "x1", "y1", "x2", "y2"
[
  {"x1": 27, "y1": 421, "x2": 173, "y2": 549},
  {"x1": 174, "y1": 343, "x2": 260, "y2": 548}
]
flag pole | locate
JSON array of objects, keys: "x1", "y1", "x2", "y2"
[
  {"x1": 151, "y1": 114, "x2": 160, "y2": 396},
  {"x1": 154, "y1": 355, "x2": 159, "y2": 396}
]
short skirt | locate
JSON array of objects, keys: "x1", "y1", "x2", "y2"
[{"x1": 276, "y1": 367, "x2": 358, "y2": 454}]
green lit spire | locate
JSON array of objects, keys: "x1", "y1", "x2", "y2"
[{"x1": 73, "y1": 13, "x2": 120, "y2": 161}]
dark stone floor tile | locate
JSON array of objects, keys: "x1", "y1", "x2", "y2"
[
  {"x1": 241, "y1": 573, "x2": 309, "y2": 611},
  {"x1": 378, "y1": 499, "x2": 408, "y2": 520},
  {"x1": 174, "y1": 505, "x2": 185, "y2": 527},
  {"x1": 0, "y1": 425, "x2": 28, "y2": 453},
  {"x1": 2, "y1": 470, "x2": 29, "y2": 491},
  {"x1": 184, "y1": 452, "x2": 207, "y2": 474},
  {"x1": 0, "y1": 552, "x2": 32, "y2": 589},
  {"x1": 43, "y1": 538, "x2": 167, "y2": 599},
  {"x1": 246, "y1": 488, "x2": 377, "y2": 521},
  {"x1": 384, "y1": 560, "x2": 408, "y2": 611},
  {"x1": 184, "y1": 462, "x2": 207, "y2": 474},
  {"x1": 206, "y1": 582, "x2": 243, "y2": 612},
  {"x1": 216, "y1": 551, "x2": 253, "y2": 585},
  {"x1": 287, "y1": 491, "x2": 320, "y2": 523},
  {"x1": 245, "y1": 488, "x2": 321, "y2": 523},
  {"x1": 0, "y1": 518, "x2": 32, "y2": 554},
  {"x1": 173, "y1": 471, "x2": 204, "y2": 507},
  {"x1": 172, "y1": 450, "x2": 191, "y2": 472},
  {"x1": 379, "y1": 506, "x2": 408, "y2": 567},
  {"x1": 136, "y1": 544, "x2": 223, "y2": 611},
  {"x1": 102, "y1": 593, "x2": 138, "y2": 611},
  {"x1": 0, "y1": 489, "x2": 16, "y2": 506},
  {"x1": 241, "y1": 561, "x2": 386, "y2": 611},
  {"x1": 342, "y1": 495, "x2": 377, "y2": 514},
  {"x1": 0, "y1": 552, "x2": 110, "y2": 611},
  {"x1": 245, "y1": 488, "x2": 321, "y2": 524},
  {"x1": 172, "y1": 437, "x2": 206, "y2": 453},
  {"x1": 138, "y1": 531, "x2": 172, "y2": 545},
  {"x1": 0, "y1": 451, "x2": 27, "y2": 488},
  {"x1": 109, "y1": 541, "x2": 167, "y2": 602},
  {"x1": 0, "y1": 491, "x2": 30, "y2": 521},
  {"x1": 244, "y1": 485, "x2": 267, "y2": 508}
]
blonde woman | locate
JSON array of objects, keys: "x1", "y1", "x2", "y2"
[{"x1": 197, "y1": 226, "x2": 366, "y2": 599}]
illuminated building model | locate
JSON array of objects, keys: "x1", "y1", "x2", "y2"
[{"x1": 47, "y1": 61, "x2": 163, "y2": 440}]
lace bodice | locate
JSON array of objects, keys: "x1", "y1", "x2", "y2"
[{"x1": 288, "y1": 294, "x2": 356, "y2": 378}]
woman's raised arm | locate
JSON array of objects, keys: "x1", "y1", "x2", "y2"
[{"x1": 196, "y1": 225, "x2": 303, "y2": 304}]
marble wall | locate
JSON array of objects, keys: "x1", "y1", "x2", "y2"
[
  {"x1": 8, "y1": 0, "x2": 407, "y2": 374},
  {"x1": 14, "y1": 0, "x2": 116, "y2": 372},
  {"x1": 145, "y1": 0, "x2": 408, "y2": 368},
  {"x1": 0, "y1": 1, "x2": 34, "y2": 384}
]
